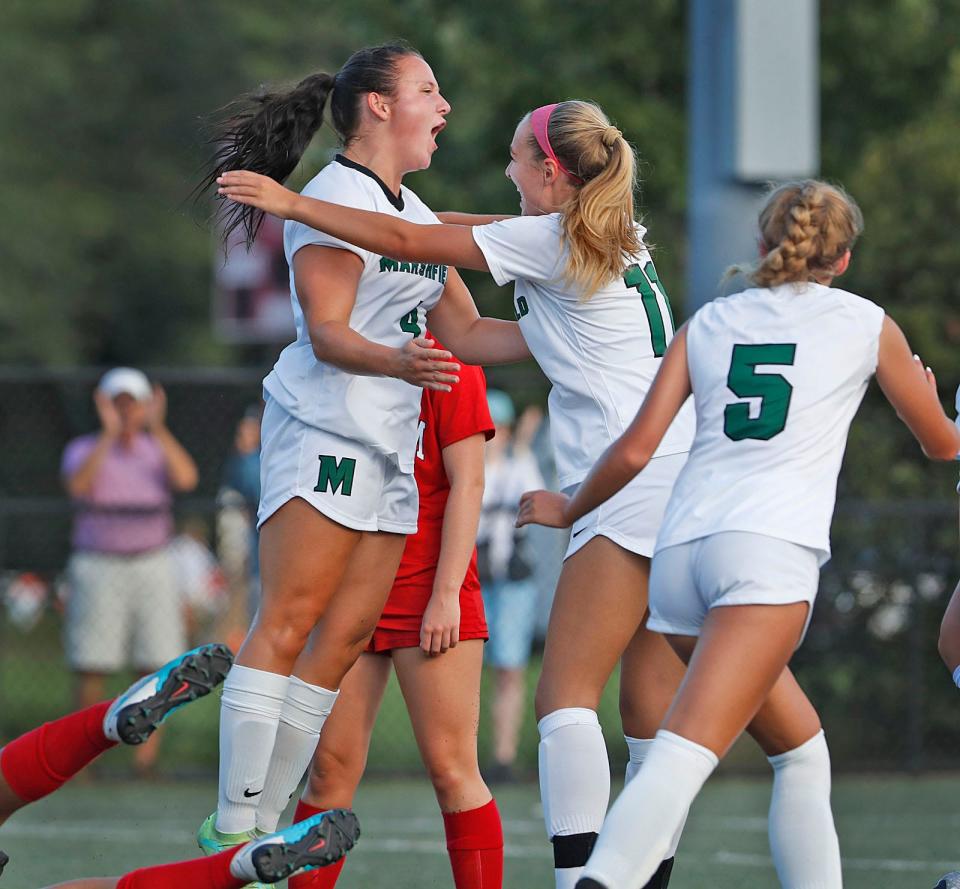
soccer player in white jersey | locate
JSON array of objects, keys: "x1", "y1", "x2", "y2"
[
  {"x1": 195, "y1": 43, "x2": 529, "y2": 858},
  {"x1": 220, "y1": 99, "x2": 695, "y2": 889},
  {"x1": 515, "y1": 180, "x2": 960, "y2": 889},
  {"x1": 937, "y1": 387, "x2": 960, "y2": 689}
]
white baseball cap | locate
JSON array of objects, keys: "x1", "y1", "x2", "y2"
[{"x1": 97, "y1": 367, "x2": 152, "y2": 402}]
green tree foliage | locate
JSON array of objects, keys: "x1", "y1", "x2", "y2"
[{"x1": 1, "y1": 0, "x2": 958, "y2": 498}]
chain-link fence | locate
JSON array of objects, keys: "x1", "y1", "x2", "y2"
[{"x1": 0, "y1": 369, "x2": 958, "y2": 776}]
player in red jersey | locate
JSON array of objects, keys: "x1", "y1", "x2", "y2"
[
  {"x1": 0, "y1": 647, "x2": 358, "y2": 888},
  {"x1": 289, "y1": 340, "x2": 503, "y2": 889}
]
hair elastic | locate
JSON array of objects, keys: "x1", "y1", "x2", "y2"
[{"x1": 530, "y1": 103, "x2": 584, "y2": 184}]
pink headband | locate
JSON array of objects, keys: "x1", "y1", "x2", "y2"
[{"x1": 530, "y1": 103, "x2": 584, "y2": 185}]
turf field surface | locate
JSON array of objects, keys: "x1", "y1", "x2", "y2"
[{"x1": 2, "y1": 774, "x2": 958, "y2": 888}]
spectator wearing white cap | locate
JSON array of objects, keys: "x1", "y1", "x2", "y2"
[{"x1": 60, "y1": 368, "x2": 198, "y2": 776}]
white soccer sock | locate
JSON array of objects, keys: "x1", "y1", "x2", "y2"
[
  {"x1": 255, "y1": 676, "x2": 339, "y2": 833},
  {"x1": 538, "y1": 708, "x2": 611, "y2": 889},
  {"x1": 624, "y1": 735, "x2": 687, "y2": 859},
  {"x1": 767, "y1": 730, "x2": 842, "y2": 889},
  {"x1": 216, "y1": 665, "x2": 290, "y2": 834},
  {"x1": 582, "y1": 730, "x2": 717, "y2": 889}
]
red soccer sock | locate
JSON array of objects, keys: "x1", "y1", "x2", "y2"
[
  {"x1": 443, "y1": 798, "x2": 504, "y2": 889},
  {"x1": 288, "y1": 799, "x2": 347, "y2": 889},
  {"x1": 0, "y1": 700, "x2": 115, "y2": 803},
  {"x1": 116, "y1": 848, "x2": 244, "y2": 889}
]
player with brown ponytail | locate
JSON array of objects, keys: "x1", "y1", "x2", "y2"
[
  {"x1": 196, "y1": 42, "x2": 529, "y2": 867},
  {"x1": 218, "y1": 98, "x2": 696, "y2": 889}
]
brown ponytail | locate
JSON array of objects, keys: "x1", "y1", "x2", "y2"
[{"x1": 198, "y1": 42, "x2": 421, "y2": 244}]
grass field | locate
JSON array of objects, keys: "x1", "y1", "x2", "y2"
[{"x1": 2, "y1": 773, "x2": 959, "y2": 888}]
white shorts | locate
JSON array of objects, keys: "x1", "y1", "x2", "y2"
[
  {"x1": 564, "y1": 452, "x2": 687, "y2": 560},
  {"x1": 258, "y1": 395, "x2": 418, "y2": 534},
  {"x1": 65, "y1": 548, "x2": 186, "y2": 673},
  {"x1": 647, "y1": 531, "x2": 820, "y2": 640}
]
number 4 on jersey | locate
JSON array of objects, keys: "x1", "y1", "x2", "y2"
[{"x1": 623, "y1": 262, "x2": 675, "y2": 357}]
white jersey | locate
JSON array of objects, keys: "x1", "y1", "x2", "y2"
[
  {"x1": 263, "y1": 156, "x2": 447, "y2": 473},
  {"x1": 955, "y1": 384, "x2": 960, "y2": 492},
  {"x1": 472, "y1": 213, "x2": 694, "y2": 488},
  {"x1": 656, "y1": 283, "x2": 886, "y2": 564}
]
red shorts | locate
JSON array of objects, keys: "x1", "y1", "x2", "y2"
[{"x1": 365, "y1": 577, "x2": 488, "y2": 654}]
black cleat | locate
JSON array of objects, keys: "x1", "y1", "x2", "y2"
[
  {"x1": 0, "y1": 849, "x2": 8, "y2": 876},
  {"x1": 103, "y1": 643, "x2": 234, "y2": 745},
  {"x1": 250, "y1": 808, "x2": 361, "y2": 882}
]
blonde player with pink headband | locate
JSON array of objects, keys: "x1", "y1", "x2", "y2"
[{"x1": 222, "y1": 99, "x2": 716, "y2": 889}]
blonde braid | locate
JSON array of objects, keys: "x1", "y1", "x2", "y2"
[{"x1": 738, "y1": 180, "x2": 863, "y2": 288}]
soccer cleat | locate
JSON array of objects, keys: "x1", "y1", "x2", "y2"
[
  {"x1": 231, "y1": 808, "x2": 361, "y2": 883},
  {"x1": 0, "y1": 849, "x2": 8, "y2": 876},
  {"x1": 104, "y1": 643, "x2": 234, "y2": 745},
  {"x1": 198, "y1": 812, "x2": 267, "y2": 889},
  {"x1": 935, "y1": 873, "x2": 960, "y2": 889},
  {"x1": 197, "y1": 811, "x2": 259, "y2": 855}
]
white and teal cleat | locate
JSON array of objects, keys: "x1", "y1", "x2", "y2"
[
  {"x1": 103, "y1": 643, "x2": 234, "y2": 745},
  {"x1": 231, "y1": 809, "x2": 361, "y2": 883}
]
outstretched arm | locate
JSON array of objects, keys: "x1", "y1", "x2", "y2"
[
  {"x1": 516, "y1": 326, "x2": 692, "y2": 529},
  {"x1": 875, "y1": 316, "x2": 960, "y2": 460},
  {"x1": 218, "y1": 171, "x2": 491, "y2": 273},
  {"x1": 426, "y1": 269, "x2": 531, "y2": 366},
  {"x1": 437, "y1": 211, "x2": 515, "y2": 225}
]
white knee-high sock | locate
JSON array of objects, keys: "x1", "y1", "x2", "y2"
[
  {"x1": 767, "y1": 730, "x2": 842, "y2": 889},
  {"x1": 624, "y1": 735, "x2": 687, "y2": 859},
  {"x1": 255, "y1": 676, "x2": 339, "y2": 833},
  {"x1": 216, "y1": 665, "x2": 291, "y2": 834},
  {"x1": 581, "y1": 730, "x2": 717, "y2": 889},
  {"x1": 538, "y1": 708, "x2": 611, "y2": 889}
]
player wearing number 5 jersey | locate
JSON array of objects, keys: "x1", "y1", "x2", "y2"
[
  {"x1": 195, "y1": 43, "x2": 529, "y2": 857},
  {"x1": 517, "y1": 180, "x2": 960, "y2": 889},
  {"x1": 219, "y1": 99, "x2": 694, "y2": 889}
]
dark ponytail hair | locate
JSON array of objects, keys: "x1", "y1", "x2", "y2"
[{"x1": 199, "y1": 41, "x2": 421, "y2": 244}]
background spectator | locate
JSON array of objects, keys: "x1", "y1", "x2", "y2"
[
  {"x1": 60, "y1": 367, "x2": 198, "y2": 776},
  {"x1": 216, "y1": 403, "x2": 263, "y2": 650},
  {"x1": 479, "y1": 391, "x2": 545, "y2": 783}
]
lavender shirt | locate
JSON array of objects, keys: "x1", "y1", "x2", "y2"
[{"x1": 61, "y1": 433, "x2": 173, "y2": 554}]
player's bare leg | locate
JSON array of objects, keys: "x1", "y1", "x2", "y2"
[
  {"x1": 42, "y1": 810, "x2": 359, "y2": 889},
  {"x1": 615, "y1": 620, "x2": 688, "y2": 887},
  {"x1": 938, "y1": 577, "x2": 960, "y2": 677},
  {"x1": 208, "y1": 499, "x2": 367, "y2": 839},
  {"x1": 619, "y1": 619, "x2": 687, "y2": 740},
  {"x1": 395, "y1": 639, "x2": 503, "y2": 888},
  {"x1": 300, "y1": 652, "x2": 392, "y2": 811},
  {"x1": 579, "y1": 602, "x2": 813, "y2": 889},
  {"x1": 289, "y1": 654, "x2": 391, "y2": 889},
  {"x1": 239, "y1": 499, "x2": 364, "y2": 675},
  {"x1": 291, "y1": 530, "x2": 407, "y2": 689},
  {"x1": 249, "y1": 530, "x2": 406, "y2": 836},
  {"x1": 395, "y1": 640, "x2": 490, "y2": 811},
  {"x1": 536, "y1": 537, "x2": 683, "y2": 889}
]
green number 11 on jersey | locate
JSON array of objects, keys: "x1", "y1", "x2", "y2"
[{"x1": 623, "y1": 262, "x2": 675, "y2": 357}]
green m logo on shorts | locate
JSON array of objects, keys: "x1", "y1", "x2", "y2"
[{"x1": 315, "y1": 454, "x2": 357, "y2": 496}]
